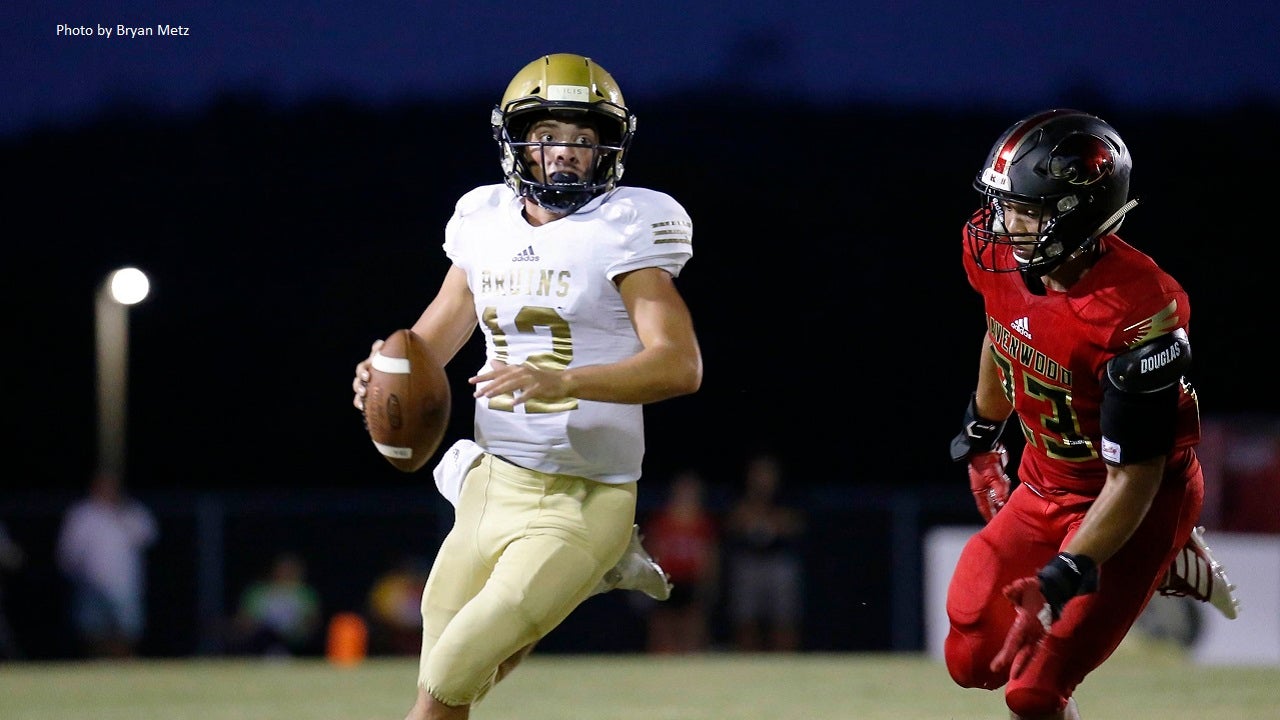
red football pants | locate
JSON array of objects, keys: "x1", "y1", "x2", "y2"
[{"x1": 944, "y1": 452, "x2": 1202, "y2": 716}]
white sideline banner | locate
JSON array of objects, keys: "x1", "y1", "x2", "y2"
[{"x1": 923, "y1": 527, "x2": 1280, "y2": 666}]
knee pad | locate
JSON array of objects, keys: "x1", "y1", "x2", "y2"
[
  {"x1": 944, "y1": 533, "x2": 1005, "y2": 690},
  {"x1": 947, "y1": 532, "x2": 1002, "y2": 625},
  {"x1": 426, "y1": 589, "x2": 537, "y2": 705},
  {"x1": 945, "y1": 630, "x2": 1002, "y2": 690},
  {"x1": 1007, "y1": 685, "x2": 1067, "y2": 718}
]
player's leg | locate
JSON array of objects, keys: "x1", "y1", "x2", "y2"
[
  {"x1": 495, "y1": 641, "x2": 536, "y2": 683},
  {"x1": 944, "y1": 486, "x2": 1059, "y2": 691},
  {"x1": 591, "y1": 524, "x2": 672, "y2": 600},
  {"x1": 424, "y1": 512, "x2": 632, "y2": 706},
  {"x1": 1157, "y1": 525, "x2": 1240, "y2": 619},
  {"x1": 407, "y1": 459, "x2": 498, "y2": 720},
  {"x1": 436, "y1": 441, "x2": 666, "y2": 603},
  {"x1": 416, "y1": 455, "x2": 635, "y2": 710},
  {"x1": 1003, "y1": 473, "x2": 1201, "y2": 718},
  {"x1": 406, "y1": 686, "x2": 465, "y2": 720},
  {"x1": 405, "y1": 644, "x2": 531, "y2": 720}
]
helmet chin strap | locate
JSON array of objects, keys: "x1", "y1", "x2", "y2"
[
  {"x1": 1091, "y1": 199, "x2": 1139, "y2": 239},
  {"x1": 1023, "y1": 239, "x2": 1096, "y2": 289},
  {"x1": 1023, "y1": 197, "x2": 1140, "y2": 284}
]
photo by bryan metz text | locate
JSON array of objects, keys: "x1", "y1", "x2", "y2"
[{"x1": 55, "y1": 24, "x2": 190, "y2": 38}]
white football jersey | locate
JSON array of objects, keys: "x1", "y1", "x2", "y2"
[{"x1": 443, "y1": 184, "x2": 693, "y2": 484}]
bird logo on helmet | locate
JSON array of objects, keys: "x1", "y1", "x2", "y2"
[
  {"x1": 491, "y1": 53, "x2": 637, "y2": 214},
  {"x1": 966, "y1": 109, "x2": 1139, "y2": 285}
]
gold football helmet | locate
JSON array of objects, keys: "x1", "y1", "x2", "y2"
[{"x1": 491, "y1": 53, "x2": 636, "y2": 214}]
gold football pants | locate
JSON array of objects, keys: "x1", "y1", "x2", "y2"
[{"x1": 418, "y1": 453, "x2": 636, "y2": 706}]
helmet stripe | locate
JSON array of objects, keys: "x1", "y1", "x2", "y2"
[{"x1": 993, "y1": 109, "x2": 1068, "y2": 175}]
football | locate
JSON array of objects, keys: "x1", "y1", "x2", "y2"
[{"x1": 363, "y1": 329, "x2": 450, "y2": 472}]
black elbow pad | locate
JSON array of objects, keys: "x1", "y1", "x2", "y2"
[{"x1": 1105, "y1": 329, "x2": 1190, "y2": 393}]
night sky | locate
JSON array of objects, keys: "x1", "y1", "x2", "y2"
[
  {"x1": 10, "y1": 1, "x2": 1280, "y2": 138},
  {"x1": 7, "y1": 1, "x2": 1280, "y2": 494}
]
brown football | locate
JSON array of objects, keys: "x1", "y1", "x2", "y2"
[{"x1": 363, "y1": 329, "x2": 450, "y2": 472}]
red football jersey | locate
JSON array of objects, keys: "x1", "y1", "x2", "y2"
[
  {"x1": 961, "y1": 220, "x2": 1201, "y2": 495},
  {"x1": 646, "y1": 512, "x2": 717, "y2": 584}
]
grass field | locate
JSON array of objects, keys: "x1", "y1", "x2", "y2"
[{"x1": 2, "y1": 649, "x2": 1277, "y2": 720}]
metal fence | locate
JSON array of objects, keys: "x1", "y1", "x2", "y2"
[{"x1": 0, "y1": 484, "x2": 976, "y2": 659}]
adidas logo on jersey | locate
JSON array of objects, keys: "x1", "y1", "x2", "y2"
[
  {"x1": 512, "y1": 245, "x2": 540, "y2": 262},
  {"x1": 1011, "y1": 316, "x2": 1032, "y2": 340}
]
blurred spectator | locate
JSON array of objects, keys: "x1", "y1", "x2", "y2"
[
  {"x1": 55, "y1": 470, "x2": 158, "y2": 658},
  {"x1": 724, "y1": 453, "x2": 806, "y2": 652},
  {"x1": 1201, "y1": 416, "x2": 1280, "y2": 533},
  {"x1": 229, "y1": 551, "x2": 322, "y2": 657},
  {"x1": 642, "y1": 469, "x2": 719, "y2": 653},
  {"x1": 0, "y1": 520, "x2": 25, "y2": 660},
  {"x1": 366, "y1": 555, "x2": 429, "y2": 655}
]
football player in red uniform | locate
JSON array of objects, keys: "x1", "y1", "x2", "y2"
[{"x1": 944, "y1": 109, "x2": 1235, "y2": 719}]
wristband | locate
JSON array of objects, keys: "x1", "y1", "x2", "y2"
[
  {"x1": 949, "y1": 392, "x2": 1008, "y2": 461},
  {"x1": 1036, "y1": 552, "x2": 1098, "y2": 620}
]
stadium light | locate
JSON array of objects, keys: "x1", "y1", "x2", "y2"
[{"x1": 95, "y1": 267, "x2": 150, "y2": 475}]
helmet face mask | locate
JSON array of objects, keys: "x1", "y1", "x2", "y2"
[
  {"x1": 492, "y1": 54, "x2": 636, "y2": 214},
  {"x1": 966, "y1": 109, "x2": 1135, "y2": 279}
]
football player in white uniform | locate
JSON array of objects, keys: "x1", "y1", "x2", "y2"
[{"x1": 353, "y1": 53, "x2": 701, "y2": 720}]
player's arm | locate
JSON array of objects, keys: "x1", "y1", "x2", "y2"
[
  {"x1": 1058, "y1": 329, "x2": 1190, "y2": 567},
  {"x1": 950, "y1": 334, "x2": 1015, "y2": 459},
  {"x1": 604, "y1": 266, "x2": 702, "y2": 398},
  {"x1": 472, "y1": 266, "x2": 702, "y2": 405},
  {"x1": 565, "y1": 266, "x2": 701, "y2": 403},
  {"x1": 409, "y1": 264, "x2": 480, "y2": 365},
  {"x1": 995, "y1": 442, "x2": 1165, "y2": 678},
  {"x1": 1061, "y1": 458, "x2": 1164, "y2": 567},
  {"x1": 974, "y1": 334, "x2": 1013, "y2": 422},
  {"x1": 353, "y1": 265, "x2": 477, "y2": 411},
  {"x1": 951, "y1": 334, "x2": 1016, "y2": 521},
  {"x1": 992, "y1": 330, "x2": 1191, "y2": 674}
]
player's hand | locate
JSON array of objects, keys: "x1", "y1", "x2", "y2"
[
  {"x1": 990, "y1": 576, "x2": 1052, "y2": 677},
  {"x1": 950, "y1": 392, "x2": 1011, "y2": 521},
  {"x1": 352, "y1": 339, "x2": 384, "y2": 411},
  {"x1": 968, "y1": 443, "x2": 1010, "y2": 522},
  {"x1": 990, "y1": 552, "x2": 1098, "y2": 677},
  {"x1": 469, "y1": 360, "x2": 567, "y2": 406}
]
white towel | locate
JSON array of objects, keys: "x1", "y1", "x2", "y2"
[{"x1": 431, "y1": 439, "x2": 484, "y2": 507}]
